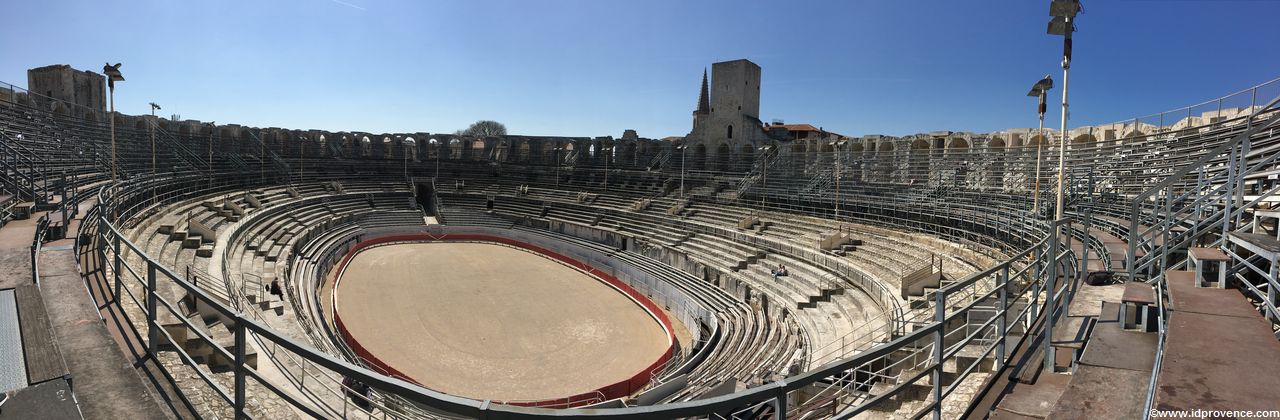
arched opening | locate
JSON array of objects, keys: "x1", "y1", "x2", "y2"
[
  {"x1": 989, "y1": 138, "x2": 1006, "y2": 190},
  {"x1": 716, "y1": 143, "x2": 731, "y2": 172},
  {"x1": 470, "y1": 139, "x2": 486, "y2": 161},
  {"x1": 790, "y1": 143, "x2": 807, "y2": 176},
  {"x1": 493, "y1": 140, "x2": 510, "y2": 162},
  {"x1": 692, "y1": 144, "x2": 708, "y2": 171},
  {"x1": 738, "y1": 143, "x2": 754, "y2": 172},
  {"x1": 518, "y1": 142, "x2": 531, "y2": 162},
  {"x1": 623, "y1": 143, "x2": 638, "y2": 168},
  {"x1": 427, "y1": 138, "x2": 440, "y2": 160},
  {"x1": 447, "y1": 138, "x2": 462, "y2": 159},
  {"x1": 876, "y1": 141, "x2": 895, "y2": 183},
  {"x1": 819, "y1": 142, "x2": 835, "y2": 168},
  {"x1": 361, "y1": 136, "x2": 373, "y2": 157},
  {"x1": 848, "y1": 143, "x2": 865, "y2": 181},
  {"x1": 51, "y1": 102, "x2": 68, "y2": 116},
  {"x1": 726, "y1": 125, "x2": 733, "y2": 139},
  {"x1": 404, "y1": 136, "x2": 418, "y2": 161},
  {"x1": 909, "y1": 139, "x2": 930, "y2": 183}
]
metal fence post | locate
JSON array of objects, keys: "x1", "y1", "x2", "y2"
[
  {"x1": 997, "y1": 265, "x2": 1010, "y2": 370},
  {"x1": 932, "y1": 289, "x2": 946, "y2": 420},
  {"x1": 1043, "y1": 225, "x2": 1060, "y2": 374},
  {"x1": 113, "y1": 233, "x2": 122, "y2": 294},
  {"x1": 146, "y1": 261, "x2": 158, "y2": 356},
  {"x1": 773, "y1": 381, "x2": 787, "y2": 420},
  {"x1": 30, "y1": 244, "x2": 37, "y2": 285},
  {"x1": 234, "y1": 320, "x2": 247, "y2": 419}
]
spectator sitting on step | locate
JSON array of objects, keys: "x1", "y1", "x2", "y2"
[
  {"x1": 342, "y1": 376, "x2": 373, "y2": 410},
  {"x1": 268, "y1": 279, "x2": 283, "y2": 300},
  {"x1": 771, "y1": 263, "x2": 788, "y2": 280}
]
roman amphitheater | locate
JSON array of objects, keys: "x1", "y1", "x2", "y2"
[{"x1": 1, "y1": 55, "x2": 1279, "y2": 419}]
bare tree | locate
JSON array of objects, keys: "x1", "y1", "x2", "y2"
[{"x1": 457, "y1": 120, "x2": 507, "y2": 137}]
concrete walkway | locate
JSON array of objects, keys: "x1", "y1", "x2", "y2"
[
  {"x1": 0, "y1": 203, "x2": 171, "y2": 419},
  {"x1": 39, "y1": 243, "x2": 169, "y2": 419}
]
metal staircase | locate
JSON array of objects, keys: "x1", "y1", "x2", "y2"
[{"x1": 1126, "y1": 95, "x2": 1280, "y2": 282}]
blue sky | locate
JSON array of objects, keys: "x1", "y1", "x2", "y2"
[{"x1": 2, "y1": 0, "x2": 1277, "y2": 138}]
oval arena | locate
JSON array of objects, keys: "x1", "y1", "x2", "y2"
[
  {"x1": 330, "y1": 234, "x2": 676, "y2": 404},
  {"x1": 2, "y1": 33, "x2": 1280, "y2": 420}
]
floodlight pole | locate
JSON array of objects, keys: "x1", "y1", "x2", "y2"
[
  {"x1": 109, "y1": 81, "x2": 117, "y2": 185},
  {"x1": 1044, "y1": 0, "x2": 1078, "y2": 377},
  {"x1": 150, "y1": 103, "x2": 159, "y2": 205},
  {"x1": 1033, "y1": 95, "x2": 1046, "y2": 214},
  {"x1": 434, "y1": 139, "x2": 441, "y2": 182},
  {"x1": 208, "y1": 123, "x2": 215, "y2": 189},
  {"x1": 1054, "y1": 16, "x2": 1072, "y2": 223},
  {"x1": 833, "y1": 141, "x2": 845, "y2": 219},
  {"x1": 679, "y1": 145, "x2": 688, "y2": 199},
  {"x1": 150, "y1": 103, "x2": 158, "y2": 177},
  {"x1": 603, "y1": 146, "x2": 611, "y2": 191}
]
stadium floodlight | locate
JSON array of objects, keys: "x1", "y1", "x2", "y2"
[
  {"x1": 1028, "y1": 75, "x2": 1053, "y2": 214},
  {"x1": 1044, "y1": 0, "x2": 1079, "y2": 377},
  {"x1": 103, "y1": 63, "x2": 123, "y2": 187},
  {"x1": 1027, "y1": 76, "x2": 1053, "y2": 98}
]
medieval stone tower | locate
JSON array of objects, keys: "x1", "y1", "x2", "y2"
[{"x1": 687, "y1": 59, "x2": 767, "y2": 170}]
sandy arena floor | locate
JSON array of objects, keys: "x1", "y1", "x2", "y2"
[{"x1": 333, "y1": 241, "x2": 670, "y2": 402}]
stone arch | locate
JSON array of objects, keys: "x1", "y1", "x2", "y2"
[
  {"x1": 1072, "y1": 133, "x2": 1097, "y2": 144},
  {"x1": 540, "y1": 141, "x2": 557, "y2": 164},
  {"x1": 1028, "y1": 134, "x2": 1048, "y2": 146},
  {"x1": 790, "y1": 143, "x2": 807, "y2": 176},
  {"x1": 716, "y1": 142, "x2": 732, "y2": 171},
  {"x1": 426, "y1": 137, "x2": 440, "y2": 160},
  {"x1": 622, "y1": 142, "x2": 638, "y2": 167},
  {"x1": 449, "y1": 138, "x2": 463, "y2": 159},
  {"x1": 470, "y1": 139, "x2": 485, "y2": 161},
  {"x1": 988, "y1": 137, "x2": 1006, "y2": 190},
  {"x1": 361, "y1": 136, "x2": 372, "y2": 157},
  {"x1": 875, "y1": 141, "x2": 896, "y2": 182},
  {"x1": 909, "y1": 138, "x2": 930, "y2": 183},
  {"x1": 404, "y1": 136, "x2": 418, "y2": 161},
  {"x1": 692, "y1": 143, "x2": 708, "y2": 171},
  {"x1": 493, "y1": 140, "x2": 510, "y2": 162},
  {"x1": 946, "y1": 137, "x2": 969, "y2": 149},
  {"x1": 518, "y1": 141, "x2": 532, "y2": 162},
  {"x1": 1121, "y1": 128, "x2": 1146, "y2": 141},
  {"x1": 738, "y1": 143, "x2": 754, "y2": 172},
  {"x1": 51, "y1": 101, "x2": 68, "y2": 116}
]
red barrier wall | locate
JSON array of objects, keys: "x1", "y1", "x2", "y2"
[{"x1": 330, "y1": 233, "x2": 677, "y2": 408}]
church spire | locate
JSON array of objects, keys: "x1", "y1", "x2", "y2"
[{"x1": 696, "y1": 68, "x2": 710, "y2": 114}]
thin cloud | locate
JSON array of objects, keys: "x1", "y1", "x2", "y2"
[{"x1": 329, "y1": 0, "x2": 366, "y2": 11}]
